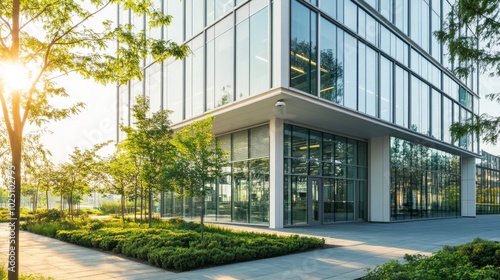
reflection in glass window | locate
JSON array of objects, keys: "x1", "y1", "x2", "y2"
[
  {"x1": 249, "y1": 159, "x2": 270, "y2": 223},
  {"x1": 391, "y1": 137, "x2": 461, "y2": 221},
  {"x1": 290, "y1": 0, "x2": 317, "y2": 95},
  {"x1": 233, "y1": 161, "x2": 249, "y2": 223},
  {"x1": 320, "y1": 18, "x2": 344, "y2": 104},
  {"x1": 284, "y1": 124, "x2": 368, "y2": 225}
]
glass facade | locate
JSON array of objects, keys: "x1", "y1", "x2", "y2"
[
  {"x1": 390, "y1": 138, "x2": 461, "y2": 220},
  {"x1": 117, "y1": 0, "x2": 270, "y2": 133},
  {"x1": 289, "y1": 0, "x2": 480, "y2": 154},
  {"x1": 118, "y1": 0, "x2": 483, "y2": 227},
  {"x1": 284, "y1": 124, "x2": 368, "y2": 225},
  {"x1": 476, "y1": 151, "x2": 500, "y2": 214},
  {"x1": 160, "y1": 125, "x2": 270, "y2": 225}
]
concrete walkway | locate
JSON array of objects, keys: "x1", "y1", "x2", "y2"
[{"x1": 1, "y1": 215, "x2": 500, "y2": 279}]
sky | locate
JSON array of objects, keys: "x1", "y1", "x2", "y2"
[
  {"x1": 25, "y1": 3, "x2": 117, "y2": 163},
  {"x1": 38, "y1": 77, "x2": 116, "y2": 163}
]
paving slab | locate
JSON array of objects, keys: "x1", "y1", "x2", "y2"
[{"x1": 1, "y1": 215, "x2": 500, "y2": 279}]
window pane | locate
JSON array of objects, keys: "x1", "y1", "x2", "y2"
[
  {"x1": 292, "y1": 126, "x2": 308, "y2": 158},
  {"x1": 432, "y1": 89, "x2": 442, "y2": 140},
  {"x1": 358, "y1": 43, "x2": 366, "y2": 113},
  {"x1": 233, "y1": 161, "x2": 248, "y2": 223},
  {"x1": 167, "y1": 60, "x2": 183, "y2": 122},
  {"x1": 250, "y1": 125, "x2": 269, "y2": 158},
  {"x1": 236, "y1": 19, "x2": 250, "y2": 100},
  {"x1": 344, "y1": 33, "x2": 357, "y2": 110},
  {"x1": 250, "y1": 7, "x2": 269, "y2": 95},
  {"x1": 365, "y1": 47, "x2": 378, "y2": 117},
  {"x1": 290, "y1": 0, "x2": 317, "y2": 95},
  {"x1": 232, "y1": 131, "x2": 248, "y2": 161},
  {"x1": 249, "y1": 159, "x2": 269, "y2": 224},
  {"x1": 320, "y1": 18, "x2": 342, "y2": 103},
  {"x1": 215, "y1": 29, "x2": 234, "y2": 108},
  {"x1": 380, "y1": 56, "x2": 392, "y2": 122},
  {"x1": 145, "y1": 64, "x2": 161, "y2": 113},
  {"x1": 344, "y1": 0, "x2": 357, "y2": 31},
  {"x1": 206, "y1": 40, "x2": 215, "y2": 110}
]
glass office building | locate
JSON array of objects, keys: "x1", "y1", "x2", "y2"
[{"x1": 118, "y1": 0, "x2": 479, "y2": 228}]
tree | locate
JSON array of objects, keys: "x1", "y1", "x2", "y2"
[
  {"x1": 436, "y1": 0, "x2": 500, "y2": 144},
  {"x1": 0, "y1": 1, "x2": 189, "y2": 277},
  {"x1": 121, "y1": 96, "x2": 174, "y2": 227},
  {"x1": 61, "y1": 142, "x2": 108, "y2": 219},
  {"x1": 98, "y1": 142, "x2": 138, "y2": 220},
  {"x1": 20, "y1": 138, "x2": 52, "y2": 213},
  {"x1": 171, "y1": 117, "x2": 228, "y2": 238}
]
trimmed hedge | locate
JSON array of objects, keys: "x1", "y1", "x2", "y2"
[
  {"x1": 27, "y1": 218, "x2": 324, "y2": 271},
  {"x1": 364, "y1": 238, "x2": 500, "y2": 279}
]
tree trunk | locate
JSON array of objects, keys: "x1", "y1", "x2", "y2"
[
  {"x1": 6, "y1": 125, "x2": 21, "y2": 280},
  {"x1": 46, "y1": 189, "x2": 49, "y2": 210},
  {"x1": 134, "y1": 187, "x2": 137, "y2": 223},
  {"x1": 120, "y1": 193, "x2": 125, "y2": 221},
  {"x1": 32, "y1": 191, "x2": 38, "y2": 213},
  {"x1": 140, "y1": 183, "x2": 143, "y2": 225},
  {"x1": 200, "y1": 197, "x2": 205, "y2": 239},
  {"x1": 148, "y1": 187, "x2": 152, "y2": 228}
]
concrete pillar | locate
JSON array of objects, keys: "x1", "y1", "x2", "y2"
[
  {"x1": 368, "y1": 136, "x2": 391, "y2": 222},
  {"x1": 269, "y1": 118, "x2": 284, "y2": 228},
  {"x1": 272, "y1": 0, "x2": 290, "y2": 88},
  {"x1": 461, "y1": 156, "x2": 476, "y2": 217}
]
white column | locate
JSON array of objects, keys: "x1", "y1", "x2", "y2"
[
  {"x1": 271, "y1": 0, "x2": 290, "y2": 88},
  {"x1": 461, "y1": 156, "x2": 476, "y2": 217},
  {"x1": 269, "y1": 118, "x2": 284, "y2": 228},
  {"x1": 368, "y1": 136, "x2": 391, "y2": 222}
]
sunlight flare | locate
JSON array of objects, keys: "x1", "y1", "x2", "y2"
[{"x1": 0, "y1": 61, "x2": 30, "y2": 95}]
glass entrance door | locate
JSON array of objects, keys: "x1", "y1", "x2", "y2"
[{"x1": 308, "y1": 177, "x2": 322, "y2": 225}]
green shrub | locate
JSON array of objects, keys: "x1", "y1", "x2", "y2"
[
  {"x1": 364, "y1": 240, "x2": 500, "y2": 280},
  {"x1": 99, "y1": 201, "x2": 136, "y2": 215},
  {"x1": 443, "y1": 238, "x2": 500, "y2": 268},
  {"x1": 32, "y1": 209, "x2": 65, "y2": 222}
]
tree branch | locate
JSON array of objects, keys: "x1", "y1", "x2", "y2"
[
  {"x1": 19, "y1": 3, "x2": 56, "y2": 31},
  {"x1": 49, "y1": 1, "x2": 111, "y2": 46}
]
